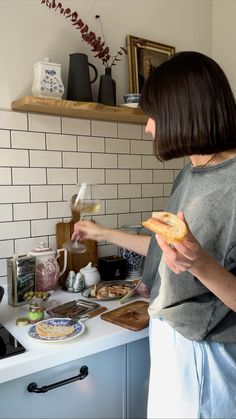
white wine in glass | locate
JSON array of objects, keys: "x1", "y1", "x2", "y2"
[{"x1": 63, "y1": 183, "x2": 101, "y2": 253}]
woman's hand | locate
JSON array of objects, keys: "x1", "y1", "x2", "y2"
[
  {"x1": 72, "y1": 220, "x2": 109, "y2": 242},
  {"x1": 155, "y1": 212, "x2": 205, "y2": 274}
]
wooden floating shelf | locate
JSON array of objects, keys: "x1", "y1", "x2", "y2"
[{"x1": 11, "y1": 96, "x2": 147, "y2": 125}]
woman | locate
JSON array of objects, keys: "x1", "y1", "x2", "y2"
[{"x1": 73, "y1": 51, "x2": 236, "y2": 418}]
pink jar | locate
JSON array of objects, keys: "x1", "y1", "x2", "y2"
[{"x1": 28, "y1": 243, "x2": 67, "y2": 291}]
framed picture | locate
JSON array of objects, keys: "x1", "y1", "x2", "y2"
[{"x1": 126, "y1": 35, "x2": 175, "y2": 94}]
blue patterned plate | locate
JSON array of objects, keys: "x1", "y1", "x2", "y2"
[{"x1": 28, "y1": 318, "x2": 85, "y2": 342}]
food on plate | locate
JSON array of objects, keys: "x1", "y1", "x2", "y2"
[
  {"x1": 142, "y1": 211, "x2": 187, "y2": 244},
  {"x1": 23, "y1": 290, "x2": 50, "y2": 301},
  {"x1": 90, "y1": 283, "x2": 133, "y2": 299},
  {"x1": 35, "y1": 322, "x2": 75, "y2": 339}
]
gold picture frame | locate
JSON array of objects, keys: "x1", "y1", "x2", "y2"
[{"x1": 126, "y1": 35, "x2": 175, "y2": 94}]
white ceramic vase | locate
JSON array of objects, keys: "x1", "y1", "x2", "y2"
[{"x1": 32, "y1": 58, "x2": 64, "y2": 99}]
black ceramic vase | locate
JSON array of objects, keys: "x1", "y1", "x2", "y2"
[
  {"x1": 98, "y1": 67, "x2": 116, "y2": 106},
  {"x1": 67, "y1": 53, "x2": 98, "y2": 102}
]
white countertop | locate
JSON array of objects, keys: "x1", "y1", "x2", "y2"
[{"x1": 0, "y1": 283, "x2": 149, "y2": 385}]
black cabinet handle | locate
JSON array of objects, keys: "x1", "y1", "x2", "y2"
[{"x1": 27, "y1": 365, "x2": 88, "y2": 393}]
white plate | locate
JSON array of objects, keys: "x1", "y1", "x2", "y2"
[
  {"x1": 119, "y1": 103, "x2": 139, "y2": 109},
  {"x1": 28, "y1": 318, "x2": 85, "y2": 342},
  {"x1": 81, "y1": 280, "x2": 135, "y2": 301}
]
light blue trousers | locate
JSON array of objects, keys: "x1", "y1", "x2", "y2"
[{"x1": 148, "y1": 318, "x2": 236, "y2": 419}]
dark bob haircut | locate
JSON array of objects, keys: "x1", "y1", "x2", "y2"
[{"x1": 139, "y1": 51, "x2": 236, "y2": 161}]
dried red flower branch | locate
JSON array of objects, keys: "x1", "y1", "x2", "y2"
[{"x1": 41, "y1": 0, "x2": 127, "y2": 68}]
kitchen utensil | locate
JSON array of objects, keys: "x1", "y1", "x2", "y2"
[
  {"x1": 46, "y1": 299, "x2": 101, "y2": 319},
  {"x1": 119, "y1": 279, "x2": 142, "y2": 304},
  {"x1": 28, "y1": 243, "x2": 67, "y2": 291},
  {"x1": 100, "y1": 300, "x2": 149, "y2": 331}
]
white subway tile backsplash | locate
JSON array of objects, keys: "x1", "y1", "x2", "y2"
[
  {"x1": 118, "y1": 123, "x2": 142, "y2": 139},
  {"x1": 78, "y1": 169, "x2": 105, "y2": 184},
  {"x1": 142, "y1": 155, "x2": 163, "y2": 169},
  {"x1": 48, "y1": 201, "x2": 70, "y2": 218},
  {"x1": 118, "y1": 184, "x2": 141, "y2": 198},
  {"x1": 0, "y1": 110, "x2": 184, "y2": 281},
  {"x1": 92, "y1": 214, "x2": 117, "y2": 229},
  {"x1": 0, "y1": 130, "x2": 10, "y2": 147},
  {"x1": 0, "y1": 186, "x2": 29, "y2": 203},
  {"x1": 131, "y1": 140, "x2": 153, "y2": 155},
  {"x1": 0, "y1": 149, "x2": 29, "y2": 167},
  {"x1": 0, "y1": 110, "x2": 27, "y2": 130},
  {"x1": 118, "y1": 213, "x2": 142, "y2": 228},
  {"x1": 0, "y1": 204, "x2": 12, "y2": 222},
  {"x1": 153, "y1": 170, "x2": 174, "y2": 183},
  {"x1": 29, "y1": 114, "x2": 61, "y2": 133},
  {"x1": 153, "y1": 197, "x2": 169, "y2": 210},
  {"x1": 47, "y1": 168, "x2": 77, "y2": 184},
  {"x1": 31, "y1": 185, "x2": 62, "y2": 202},
  {"x1": 105, "y1": 138, "x2": 130, "y2": 154},
  {"x1": 15, "y1": 236, "x2": 48, "y2": 255},
  {"x1": 0, "y1": 221, "x2": 30, "y2": 240},
  {"x1": 118, "y1": 155, "x2": 141, "y2": 169},
  {"x1": 131, "y1": 198, "x2": 152, "y2": 212},
  {"x1": 62, "y1": 118, "x2": 90, "y2": 135},
  {"x1": 0, "y1": 240, "x2": 14, "y2": 258},
  {"x1": 164, "y1": 158, "x2": 185, "y2": 169},
  {"x1": 31, "y1": 218, "x2": 61, "y2": 236},
  {"x1": 106, "y1": 169, "x2": 129, "y2": 184},
  {"x1": 30, "y1": 150, "x2": 62, "y2": 167},
  {"x1": 130, "y1": 170, "x2": 152, "y2": 183},
  {"x1": 14, "y1": 203, "x2": 47, "y2": 221},
  {"x1": 11, "y1": 131, "x2": 45, "y2": 149},
  {"x1": 97, "y1": 244, "x2": 119, "y2": 258},
  {"x1": 142, "y1": 183, "x2": 163, "y2": 198},
  {"x1": 13, "y1": 168, "x2": 46, "y2": 185},
  {"x1": 106, "y1": 199, "x2": 129, "y2": 214},
  {"x1": 164, "y1": 183, "x2": 173, "y2": 196},
  {"x1": 63, "y1": 152, "x2": 91, "y2": 168},
  {"x1": 92, "y1": 153, "x2": 117, "y2": 168},
  {"x1": 46, "y1": 133, "x2": 76, "y2": 151},
  {"x1": 92, "y1": 184, "x2": 117, "y2": 200},
  {"x1": 91, "y1": 121, "x2": 117, "y2": 138},
  {"x1": 0, "y1": 168, "x2": 11, "y2": 185},
  {"x1": 78, "y1": 136, "x2": 104, "y2": 152}
]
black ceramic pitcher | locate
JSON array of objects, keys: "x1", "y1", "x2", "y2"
[{"x1": 67, "y1": 53, "x2": 98, "y2": 102}]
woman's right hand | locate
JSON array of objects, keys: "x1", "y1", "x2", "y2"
[{"x1": 72, "y1": 220, "x2": 109, "y2": 242}]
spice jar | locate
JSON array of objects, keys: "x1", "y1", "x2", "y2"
[{"x1": 28, "y1": 298, "x2": 45, "y2": 324}]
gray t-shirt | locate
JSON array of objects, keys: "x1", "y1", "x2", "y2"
[{"x1": 142, "y1": 156, "x2": 236, "y2": 342}]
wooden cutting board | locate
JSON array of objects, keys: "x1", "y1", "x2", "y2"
[
  {"x1": 56, "y1": 214, "x2": 98, "y2": 287},
  {"x1": 100, "y1": 300, "x2": 149, "y2": 331}
]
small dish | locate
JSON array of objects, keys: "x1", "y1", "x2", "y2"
[
  {"x1": 119, "y1": 103, "x2": 139, "y2": 109},
  {"x1": 82, "y1": 280, "x2": 135, "y2": 301},
  {"x1": 28, "y1": 318, "x2": 85, "y2": 342}
]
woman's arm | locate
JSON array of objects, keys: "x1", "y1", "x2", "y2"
[
  {"x1": 73, "y1": 220, "x2": 151, "y2": 256},
  {"x1": 156, "y1": 212, "x2": 236, "y2": 311}
]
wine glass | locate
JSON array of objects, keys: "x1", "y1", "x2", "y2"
[{"x1": 63, "y1": 183, "x2": 102, "y2": 253}]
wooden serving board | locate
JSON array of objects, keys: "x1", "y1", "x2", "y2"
[
  {"x1": 100, "y1": 301, "x2": 149, "y2": 331},
  {"x1": 56, "y1": 218, "x2": 98, "y2": 287}
]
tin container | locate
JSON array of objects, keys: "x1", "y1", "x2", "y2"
[{"x1": 7, "y1": 255, "x2": 36, "y2": 307}]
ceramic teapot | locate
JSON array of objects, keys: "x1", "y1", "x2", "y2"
[
  {"x1": 80, "y1": 262, "x2": 101, "y2": 288},
  {"x1": 28, "y1": 242, "x2": 67, "y2": 291}
]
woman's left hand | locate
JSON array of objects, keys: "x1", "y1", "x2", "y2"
[{"x1": 155, "y1": 212, "x2": 205, "y2": 274}]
